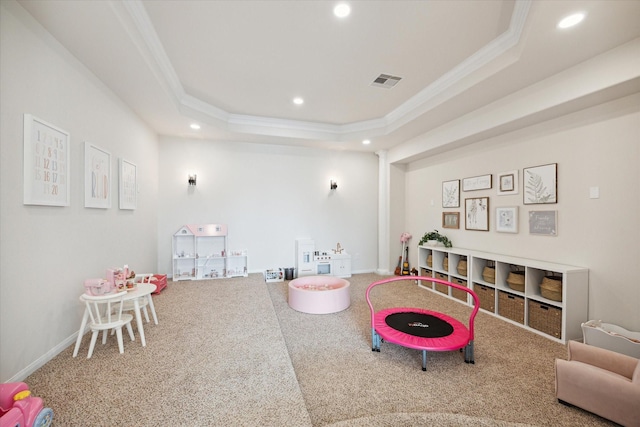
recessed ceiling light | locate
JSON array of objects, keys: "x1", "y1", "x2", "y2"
[
  {"x1": 334, "y1": 3, "x2": 351, "y2": 18},
  {"x1": 362, "y1": 139, "x2": 371, "y2": 145},
  {"x1": 190, "y1": 123, "x2": 201, "y2": 130},
  {"x1": 557, "y1": 12, "x2": 585, "y2": 29},
  {"x1": 293, "y1": 97, "x2": 304, "y2": 105}
]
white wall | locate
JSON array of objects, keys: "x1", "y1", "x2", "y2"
[
  {"x1": 157, "y1": 137, "x2": 379, "y2": 276},
  {"x1": 402, "y1": 94, "x2": 640, "y2": 330},
  {"x1": 0, "y1": 2, "x2": 159, "y2": 382},
  {"x1": 388, "y1": 162, "x2": 407, "y2": 271}
]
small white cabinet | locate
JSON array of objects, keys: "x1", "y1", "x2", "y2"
[
  {"x1": 226, "y1": 249, "x2": 249, "y2": 278},
  {"x1": 331, "y1": 254, "x2": 352, "y2": 278},
  {"x1": 172, "y1": 224, "x2": 248, "y2": 280},
  {"x1": 417, "y1": 245, "x2": 588, "y2": 344}
]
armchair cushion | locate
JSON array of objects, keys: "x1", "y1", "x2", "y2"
[
  {"x1": 555, "y1": 341, "x2": 640, "y2": 427},
  {"x1": 568, "y1": 338, "x2": 638, "y2": 379}
]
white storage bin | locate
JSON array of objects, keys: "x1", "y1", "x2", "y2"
[{"x1": 581, "y1": 320, "x2": 640, "y2": 358}]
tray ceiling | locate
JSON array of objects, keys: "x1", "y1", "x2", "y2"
[{"x1": 15, "y1": 0, "x2": 640, "y2": 159}]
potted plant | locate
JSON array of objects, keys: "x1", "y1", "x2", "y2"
[{"x1": 418, "y1": 229, "x2": 452, "y2": 248}]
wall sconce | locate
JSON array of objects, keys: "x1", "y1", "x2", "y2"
[
  {"x1": 330, "y1": 180, "x2": 338, "y2": 190},
  {"x1": 188, "y1": 174, "x2": 197, "y2": 186}
]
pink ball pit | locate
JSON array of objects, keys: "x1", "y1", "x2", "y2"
[{"x1": 288, "y1": 276, "x2": 351, "y2": 314}]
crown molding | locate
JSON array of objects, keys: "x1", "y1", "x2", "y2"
[
  {"x1": 120, "y1": 0, "x2": 531, "y2": 142},
  {"x1": 180, "y1": 94, "x2": 230, "y2": 123},
  {"x1": 385, "y1": 0, "x2": 531, "y2": 132},
  {"x1": 388, "y1": 38, "x2": 640, "y2": 164},
  {"x1": 120, "y1": 0, "x2": 185, "y2": 102}
]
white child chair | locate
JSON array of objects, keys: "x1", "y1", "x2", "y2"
[
  {"x1": 82, "y1": 291, "x2": 135, "y2": 358},
  {"x1": 116, "y1": 274, "x2": 158, "y2": 324}
]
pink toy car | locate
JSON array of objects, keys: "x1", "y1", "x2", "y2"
[{"x1": 0, "y1": 382, "x2": 53, "y2": 427}]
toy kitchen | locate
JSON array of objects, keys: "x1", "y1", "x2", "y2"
[{"x1": 295, "y1": 239, "x2": 352, "y2": 278}]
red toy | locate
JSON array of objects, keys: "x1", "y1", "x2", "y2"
[
  {"x1": 151, "y1": 274, "x2": 167, "y2": 294},
  {"x1": 135, "y1": 273, "x2": 167, "y2": 294},
  {"x1": 0, "y1": 382, "x2": 53, "y2": 427}
]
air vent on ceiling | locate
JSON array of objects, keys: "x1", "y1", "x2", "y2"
[{"x1": 371, "y1": 73, "x2": 402, "y2": 89}]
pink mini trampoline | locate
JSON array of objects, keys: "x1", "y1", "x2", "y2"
[{"x1": 366, "y1": 276, "x2": 479, "y2": 371}]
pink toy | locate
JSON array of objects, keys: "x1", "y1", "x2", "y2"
[
  {"x1": 366, "y1": 276, "x2": 479, "y2": 371},
  {"x1": 83, "y1": 278, "x2": 115, "y2": 296},
  {"x1": 0, "y1": 382, "x2": 53, "y2": 427},
  {"x1": 150, "y1": 274, "x2": 168, "y2": 294},
  {"x1": 288, "y1": 276, "x2": 350, "y2": 314}
]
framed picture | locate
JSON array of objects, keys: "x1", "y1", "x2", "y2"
[
  {"x1": 465, "y1": 197, "x2": 489, "y2": 231},
  {"x1": 497, "y1": 170, "x2": 519, "y2": 195},
  {"x1": 462, "y1": 174, "x2": 492, "y2": 191},
  {"x1": 442, "y1": 180, "x2": 460, "y2": 208},
  {"x1": 23, "y1": 114, "x2": 71, "y2": 206},
  {"x1": 529, "y1": 210, "x2": 558, "y2": 236},
  {"x1": 84, "y1": 142, "x2": 112, "y2": 209},
  {"x1": 495, "y1": 206, "x2": 518, "y2": 233},
  {"x1": 524, "y1": 163, "x2": 557, "y2": 204},
  {"x1": 442, "y1": 212, "x2": 460, "y2": 229},
  {"x1": 119, "y1": 158, "x2": 137, "y2": 210}
]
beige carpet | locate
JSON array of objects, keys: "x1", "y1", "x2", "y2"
[{"x1": 23, "y1": 273, "x2": 615, "y2": 426}]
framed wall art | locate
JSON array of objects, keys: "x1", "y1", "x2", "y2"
[
  {"x1": 119, "y1": 158, "x2": 137, "y2": 210},
  {"x1": 465, "y1": 197, "x2": 489, "y2": 231},
  {"x1": 497, "y1": 170, "x2": 519, "y2": 196},
  {"x1": 495, "y1": 206, "x2": 518, "y2": 233},
  {"x1": 84, "y1": 142, "x2": 112, "y2": 209},
  {"x1": 442, "y1": 179, "x2": 460, "y2": 208},
  {"x1": 23, "y1": 114, "x2": 71, "y2": 206},
  {"x1": 529, "y1": 210, "x2": 558, "y2": 236},
  {"x1": 462, "y1": 174, "x2": 492, "y2": 191},
  {"x1": 442, "y1": 212, "x2": 460, "y2": 229},
  {"x1": 524, "y1": 163, "x2": 557, "y2": 204}
]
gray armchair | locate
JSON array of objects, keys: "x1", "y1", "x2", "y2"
[{"x1": 555, "y1": 340, "x2": 640, "y2": 427}]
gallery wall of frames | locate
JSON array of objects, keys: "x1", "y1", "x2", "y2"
[
  {"x1": 23, "y1": 114, "x2": 138, "y2": 210},
  {"x1": 441, "y1": 163, "x2": 558, "y2": 236}
]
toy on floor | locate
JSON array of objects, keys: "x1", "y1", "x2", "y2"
[
  {"x1": 366, "y1": 275, "x2": 480, "y2": 371},
  {"x1": 0, "y1": 382, "x2": 53, "y2": 427}
]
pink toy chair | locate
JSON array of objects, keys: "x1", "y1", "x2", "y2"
[
  {"x1": 366, "y1": 275, "x2": 480, "y2": 371},
  {"x1": 0, "y1": 382, "x2": 53, "y2": 427}
]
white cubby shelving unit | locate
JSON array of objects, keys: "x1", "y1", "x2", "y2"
[
  {"x1": 417, "y1": 245, "x2": 589, "y2": 344},
  {"x1": 172, "y1": 224, "x2": 248, "y2": 281}
]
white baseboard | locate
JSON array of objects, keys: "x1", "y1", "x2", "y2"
[{"x1": 7, "y1": 331, "x2": 83, "y2": 383}]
